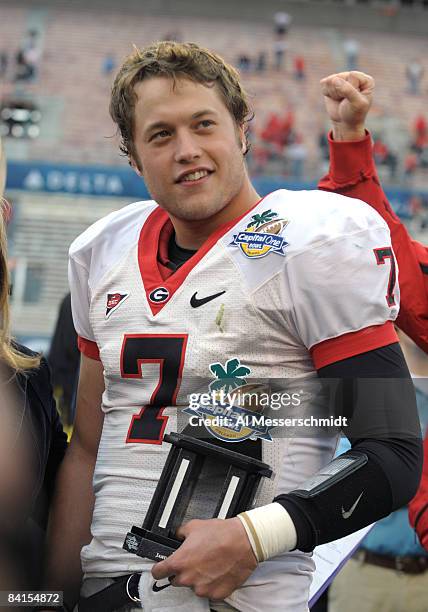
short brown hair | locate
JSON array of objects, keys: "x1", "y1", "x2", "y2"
[{"x1": 109, "y1": 41, "x2": 253, "y2": 167}]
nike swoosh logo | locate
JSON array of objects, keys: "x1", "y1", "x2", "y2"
[
  {"x1": 152, "y1": 581, "x2": 171, "y2": 592},
  {"x1": 190, "y1": 290, "x2": 226, "y2": 308},
  {"x1": 342, "y1": 491, "x2": 364, "y2": 519}
]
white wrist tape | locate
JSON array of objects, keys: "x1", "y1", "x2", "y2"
[{"x1": 238, "y1": 502, "x2": 297, "y2": 562}]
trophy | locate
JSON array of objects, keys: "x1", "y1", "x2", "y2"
[{"x1": 123, "y1": 432, "x2": 272, "y2": 561}]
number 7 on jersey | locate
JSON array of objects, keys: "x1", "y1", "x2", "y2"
[{"x1": 121, "y1": 334, "x2": 188, "y2": 444}]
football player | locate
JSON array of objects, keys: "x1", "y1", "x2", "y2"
[{"x1": 41, "y1": 44, "x2": 421, "y2": 612}]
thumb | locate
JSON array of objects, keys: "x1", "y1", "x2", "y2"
[
  {"x1": 176, "y1": 522, "x2": 190, "y2": 540},
  {"x1": 176, "y1": 518, "x2": 203, "y2": 540}
]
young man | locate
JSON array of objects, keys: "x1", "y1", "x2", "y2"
[{"x1": 44, "y1": 43, "x2": 421, "y2": 612}]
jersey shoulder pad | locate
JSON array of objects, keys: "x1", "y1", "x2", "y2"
[
  {"x1": 69, "y1": 199, "x2": 156, "y2": 263},
  {"x1": 267, "y1": 189, "x2": 389, "y2": 255}
]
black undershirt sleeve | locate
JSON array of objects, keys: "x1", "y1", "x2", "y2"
[{"x1": 273, "y1": 343, "x2": 423, "y2": 552}]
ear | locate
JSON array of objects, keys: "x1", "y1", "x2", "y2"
[
  {"x1": 238, "y1": 124, "x2": 247, "y2": 154},
  {"x1": 130, "y1": 157, "x2": 143, "y2": 177}
]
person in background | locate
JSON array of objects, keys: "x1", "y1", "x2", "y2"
[
  {"x1": 0, "y1": 137, "x2": 68, "y2": 588},
  {"x1": 293, "y1": 55, "x2": 306, "y2": 81},
  {"x1": 48, "y1": 292, "x2": 79, "y2": 427},
  {"x1": 0, "y1": 51, "x2": 7, "y2": 78},
  {"x1": 406, "y1": 59, "x2": 424, "y2": 96},
  {"x1": 14, "y1": 30, "x2": 41, "y2": 82},
  {"x1": 286, "y1": 133, "x2": 307, "y2": 179},
  {"x1": 343, "y1": 38, "x2": 359, "y2": 72},
  {"x1": 319, "y1": 70, "x2": 428, "y2": 611},
  {"x1": 273, "y1": 11, "x2": 292, "y2": 37},
  {"x1": 319, "y1": 70, "x2": 428, "y2": 354},
  {"x1": 102, "y1": 53, "x2": 116, "y2": 77},
  {"x1": 273, "y1": 37, "x2": 288, "y2": 71}
]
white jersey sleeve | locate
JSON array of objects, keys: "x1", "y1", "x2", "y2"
[
  {"x1": 68, "y1": 253, "x2": 94, "y2": 343},
  {"x1": 282, "y1": 191, "x2": 399, "y2": 367},
  {"x1": 68, "y1": 200, "x2": 156, "y2": 346}
]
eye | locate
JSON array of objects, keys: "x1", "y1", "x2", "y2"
[
  {"x1": 197, "y1": 119, "x2": 214, "y2": 129},
  {"x1": 150, "y1": 129, "x2": 171, "y2": 141}
]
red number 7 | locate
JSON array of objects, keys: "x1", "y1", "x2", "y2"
[{"x1": 374, "y1": 247, "x2": 397, "y2": 307}]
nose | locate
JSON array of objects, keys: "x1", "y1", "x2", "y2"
[{"x1": 174, "y1": 129, "x2": 202, "y2": 163}]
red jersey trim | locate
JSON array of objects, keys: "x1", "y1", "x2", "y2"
[
  {"x1": 78, "y1": 335, "x2": 101, "y2": 361},
  {"x1": 138, "y1": 196, "x2": 269, "y2": 316},
  {"x1": 310, "y1": 321, "x2": 398, "y2": 370}
]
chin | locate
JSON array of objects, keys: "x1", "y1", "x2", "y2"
[{"x1": 173, "y1": 202, "x2": 227, "y2": 222}]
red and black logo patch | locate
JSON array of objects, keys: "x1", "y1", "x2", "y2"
[{"x1": 106, "y1": 292, "x2": 129, "y2": 317}]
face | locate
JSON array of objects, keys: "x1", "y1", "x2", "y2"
[{"x1": 131, "y1": 76, "x2": 252, "y2": 224}]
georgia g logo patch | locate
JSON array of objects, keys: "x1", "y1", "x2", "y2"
[{"x1": 148, "y1": 287, "x2": 170, "y2": 303}]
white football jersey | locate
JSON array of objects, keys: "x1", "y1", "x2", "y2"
[{"x1": 69, "y1": 189, "x2": 399, "y2": 610}]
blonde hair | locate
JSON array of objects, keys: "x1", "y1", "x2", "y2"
[
  {"x1": 110, "y1": 41, "x2": 253, "y2": 168},
  {"x1": 0, "y1": 141, "x2": 40, "y2": 371}
]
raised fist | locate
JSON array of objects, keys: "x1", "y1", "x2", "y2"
[{"x1": 320, "y1": 71, "x2": 375, "y2": 141}]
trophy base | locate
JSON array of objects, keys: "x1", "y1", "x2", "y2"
[{"x1": 123, "y1": 526, "x2": 180, "y2": 561}]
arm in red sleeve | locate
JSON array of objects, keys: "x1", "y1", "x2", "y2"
[
  {"x1": 318, "y1": 131, "x2": 428, "y2": 354},
  {"x1": 409, "y1": 429, "x2": 428, "y2": 551}
]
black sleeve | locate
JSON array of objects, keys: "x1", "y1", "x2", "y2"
[
  {"x1": 29, "y1": 357, "x2": 68, "y2": 530},
  {"x1": 47, "y1": 293, "x2": 80, "y2": 408},
  {"x1": 273, "y1": 343, "x2": 423, "y2": 552}
]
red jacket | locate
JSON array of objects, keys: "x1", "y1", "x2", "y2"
[{"x1": 318, "y1": 131, "x2": 428, "y2": 355}]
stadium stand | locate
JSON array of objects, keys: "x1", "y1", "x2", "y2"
[
  {"x1": 0, "y1": 3, "x2": 427, "y2": 176},
  {"x1": 7, "y1": 192, "x2": 127, "y2": 342},
  {"x1": 0, "y1": 0, "x2": 427, "y2": 341}
]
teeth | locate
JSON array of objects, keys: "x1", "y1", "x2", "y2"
[{"x1": 182, "y1": 170, "x2": 209, "y2": 182}]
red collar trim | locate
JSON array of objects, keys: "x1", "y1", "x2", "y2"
[
  {"x1": 139, "y1": 196, "x2": 268, "y2": 315},
  {"x1": 157, "y1": 218, "x2": 175, "y2": 267}
]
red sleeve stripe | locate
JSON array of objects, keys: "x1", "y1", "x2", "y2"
[
  {"x1": 77, "y1": 335, "x2": 101, "y2": 361},
  {"x1": 310, "y1": 321, "x2": 398, "y2": 370}
]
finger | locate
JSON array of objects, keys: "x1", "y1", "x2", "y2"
[
  {"x1": 152, "y1": 575, "x2": 176, "y2": 589},
  {"x1": 320, "y1": 75, "x2": 350, "y2": 100},
  {"x1": 168, "y1": 574, "x2": 186, "y2": 588},
  {"x1": 151, "y1": 558, "x2": 174, "y2": 580},
  {"x1": 321, "y1": 71, "x2": 374, "y2": 96},
  {"x1": 323, "y1": 76, "x2": 368, "y2": 106},
  {"x1": 320, "y1": 71, "x2": 351, "y2": 88},
  {"x1": 176, "y1": 523, "x2": 188, "y2": 539},
  {"x1": 176, "y1": 518, "x2": 201, "y2": 539},
  {"x1": 347, "y1": 71, "x2": 375, "y2": 94}
]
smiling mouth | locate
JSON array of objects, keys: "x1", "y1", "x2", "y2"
[{"x1": 177, "y1": 169, "x2": 212, "y2": 184}]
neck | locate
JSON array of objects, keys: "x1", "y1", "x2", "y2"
[{"x1": 170, "y1": 179, "x2": 260, "y2": 250}]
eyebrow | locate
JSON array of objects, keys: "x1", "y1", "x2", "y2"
[{"x1": 144, "y1": 109, "x2": 218, "y2": 138}]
